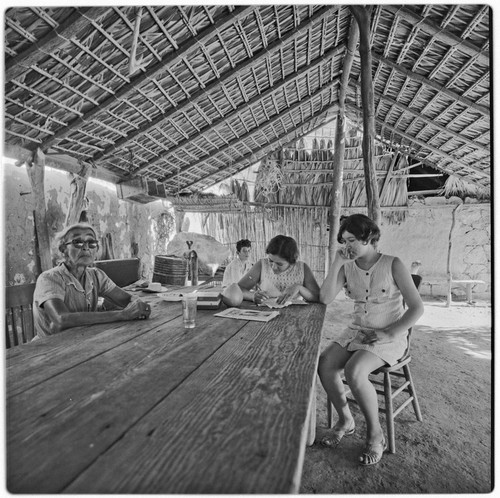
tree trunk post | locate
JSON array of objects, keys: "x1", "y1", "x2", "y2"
[
  {"x1": 327, "y1": 17, "x2": 359, "y2": 269},
  {"x1": 351, "y1": 6, "x2": 381, "y2": 225},
  {"x1": 26, "y1": 148, "x2": 52, "y2": 272}
]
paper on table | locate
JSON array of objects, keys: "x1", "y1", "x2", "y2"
[
  {"x1": 214, "y1": 308, "x2": 280, "y2": 322},
  {"x1": 157, "y1": 290, "x2": 184, "y2": 301},
  {"x1": 259, "y1": 297, "x2": 309, "y2": 309}
]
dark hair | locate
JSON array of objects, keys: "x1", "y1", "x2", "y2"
[
  {"x1": 337, "y1": 214, "x2": 380, "y2": 246},
  {"x1": 236, "y1": 239, "x2": 251, "y2": 252},
  {"x1": 265, "y1": 235, "x2": 298, "y2": 264}
]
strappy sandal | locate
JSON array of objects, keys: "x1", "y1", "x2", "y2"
[
  {"x1": 320, "y1": 420, "x2": 355, "y2": 448},
  {"x1": 359, "y1": 437, "x2": 387, "y2": 466}
]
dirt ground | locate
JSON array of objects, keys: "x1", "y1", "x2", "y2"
[{"x1": 300, "y1": 295, "x2": 492, "y2": 494}]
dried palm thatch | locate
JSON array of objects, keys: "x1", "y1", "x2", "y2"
[
  {"x1": 253, "y1": 123, "x2": 410, "y2": 222},
  {"x1": 441, "y1": 175, "x2": 491, "y2": 201},
  {"x1": 4, "y1": 5, "x2": 490, "y2": 202},
  {"x1": 169, "y1": 193, "x2": 244, "y2": 213}
]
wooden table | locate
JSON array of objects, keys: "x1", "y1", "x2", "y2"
[{"x1": 6, "y1": 287, "x2": 326, "y2": 494}]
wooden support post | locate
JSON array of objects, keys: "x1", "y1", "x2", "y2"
[
  {"x1": 351, "y1": 6, "x2": 381, "y2": 225},
  {"x1": 327, "y1": 17, "x2": 358, "y2": 269},
  {"x1": 174, "y1": 208, "x2": 186, "y2": 233},
  {"x1": 65, "y1": 163, "x2": 91, "y2": 227},
  {"x1": 446, "y1": 203, "x2": 462, "y2": 307},
  {"x1": 328, "y1": 117, "x2": 345, "y2": 266},
  {"x1": 26, "y1": 148, "x2": 52, "y2": 272}
]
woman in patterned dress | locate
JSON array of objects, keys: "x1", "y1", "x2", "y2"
[
  {"x1": 318, "y1": 214, "x2": 424, "y2": 466},
  {"x1": 238, "y1": 235, "x2": 320, "y2": 305}
]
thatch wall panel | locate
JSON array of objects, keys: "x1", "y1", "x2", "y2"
[{"x1": 203, "y1": 206, "x2": 329, "y2": 283}]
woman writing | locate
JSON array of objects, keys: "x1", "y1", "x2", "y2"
[
  {"x1": 33, "y1": 223, "x2": 151, "y2": 338},
  {"x1": 318, "y1": 214, "x2": 423, "y2": 466},
  {"x1": 238, "y1": 234, "x2": 320, "y2": 304}
]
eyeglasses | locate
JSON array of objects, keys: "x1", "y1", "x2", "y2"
[{"x1": 63, "y1": 239, "x2": 99, "y2": 249}]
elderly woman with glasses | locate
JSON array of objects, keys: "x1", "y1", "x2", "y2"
[{"x1": 33, "y1": 223, "x2": 151, "y2": 339}]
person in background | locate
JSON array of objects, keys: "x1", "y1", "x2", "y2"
[
  {"x1": 317, "y1": 214, "x2": 424, "y2": 466},
  {"x1": 33, "y1": 223, "x2": 151, "y2": 339},
  {"x1": 238, "y1": 234, "x2": 319, "y2": 305},
  {"x1": 222, "y1": 239, "x2": 253, "y2": 287}
]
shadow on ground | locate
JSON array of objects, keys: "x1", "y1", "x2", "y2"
[{"x1": 300, "y1": 297, "x2": 492, "y2": 494}]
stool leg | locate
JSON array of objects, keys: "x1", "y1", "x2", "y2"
[
  {"x1": 466, "y1": 284, "x2": 473, "y2": 304},
  {"x1": 404, "y1": 364, "x2": 423, "y2": 421},
  {"x1": 383, "y1": 372, "x2": 396, "y2": 453}
]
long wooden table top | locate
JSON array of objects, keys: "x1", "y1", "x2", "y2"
[{"x1": 6, "y1": 286, "x2": 326, "y2": 494}]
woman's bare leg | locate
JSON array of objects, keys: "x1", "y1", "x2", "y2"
[
  {"x1": 344, "y1": 350, "x2": 385, "y2": 443},
  {"x1": 318, "y1": 342, "x2": 354, "y2": 431}
]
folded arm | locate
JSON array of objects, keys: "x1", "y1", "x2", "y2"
[{"x1": 42, "y1": 286, "x2": 151, "y2": 334}]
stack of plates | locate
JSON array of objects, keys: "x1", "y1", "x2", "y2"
[{"x1": 153, "y1": 255, "x2": 188, "y2": 286}]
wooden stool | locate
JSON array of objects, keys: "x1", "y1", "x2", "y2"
[{"x1": 327, "y1": 352, "x2": 423, "y2": 454}]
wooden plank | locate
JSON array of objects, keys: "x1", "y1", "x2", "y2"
[
  {"x1": 6, "y1": 296, "x2": 177, "y2": 395},
  {"x1": 7, "y1": 309, "x2": 249, "y2": 493},
  {"x1": 64, "y1": 304, "x2": 325, "y2": 494}
]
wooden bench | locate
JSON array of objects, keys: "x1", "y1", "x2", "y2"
[
  {"x1": 451, "y1": 279, "x2": 485, "y2": 304},
  {"x1": 422, "y1": 278, "x2": 486, "y2": 304}
]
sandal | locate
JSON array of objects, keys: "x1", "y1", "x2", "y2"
[
  {"x1": 320, "y1": 420, "x2": 355, "y2": 448},
  {"x1": 359, "y1": 437, "x2": 387, "y2": 466}
]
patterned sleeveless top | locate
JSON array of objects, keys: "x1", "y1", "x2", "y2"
[{"x1": 259, "y1": 258, "x2": 305, "y2": 297}]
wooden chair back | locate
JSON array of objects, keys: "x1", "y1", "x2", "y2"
[
  {"x1": 5, "y1": 283, "x2": 37, "y2": 348},
  {"x1": 94, "y1": 258, "x2": 141, "y2": 287}
]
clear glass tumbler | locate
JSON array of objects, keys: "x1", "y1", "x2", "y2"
[{"x1": 182, "y1": 293, "x2": 197, "y2": 328}]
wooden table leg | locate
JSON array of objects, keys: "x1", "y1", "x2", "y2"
[{"x1": 306, "y1": 383, "x2": 317, "y2": 446}]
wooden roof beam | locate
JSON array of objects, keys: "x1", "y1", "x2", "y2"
[
  {"x1": 351, "y1": 80, "x2": 489, "y2": 153},
  {"x1": 5, "y1": 7, "x2": 110, "y2": 82},
  {"x1": 385, "y1": 5, "x2": 489, "y2": 67},
  {"x1": 39, "y1": 6, "x2": 257, "y2": 152},
  {"x1": 100, "y1": 5, "x2": 340, "y2": 167},
  {"x1": 177, "y1": 103, "x2": 340, "y2": 192},
  {"x1": 161, "y1": 75, "x2": 341, "y2": 183},
  {"x1": 371, "y1": 53, "x2": 490, "y2": 118}
]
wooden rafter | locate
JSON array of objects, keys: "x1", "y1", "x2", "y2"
[{"x1": 39, "y1": 6, "x2": 258, "y2": 153}]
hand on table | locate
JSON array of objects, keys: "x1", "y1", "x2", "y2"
[{"x1": 124, "y1": 299, "x2": 151, "y2": 320}]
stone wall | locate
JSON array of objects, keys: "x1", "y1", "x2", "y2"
[
  {"x1": 3, "y1": 163, "x2": 170, "y2": 286},
  {"x1": 368, "y1": 197, "x2": 490, "y2": 299}
]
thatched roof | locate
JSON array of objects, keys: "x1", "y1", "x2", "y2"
[{"x1": 4, "y1": 5, "x2": 490, "y2": 202}]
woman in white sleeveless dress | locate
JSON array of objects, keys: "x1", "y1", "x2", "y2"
[
  {"x1": 318, "y1": 214, "x2": 423, "y2": 466},
  {"x1": 238, "y1": 235, "x2": 319, "y2": 305}
]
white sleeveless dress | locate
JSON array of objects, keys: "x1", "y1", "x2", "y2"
[
  {"x1": 259, "y1": 258, "x2": 305, "y2": 297},
  {"x1": 335, "y1": 254, "x2": 407, "y2": 365}
]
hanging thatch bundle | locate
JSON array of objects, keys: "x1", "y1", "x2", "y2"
[{"x1": 441, "y1": 175, "x2": 490, "y2": 201}]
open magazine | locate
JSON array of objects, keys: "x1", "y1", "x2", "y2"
[{"x1": 214, "y1": 307, "x2": 280, "y2": 322}]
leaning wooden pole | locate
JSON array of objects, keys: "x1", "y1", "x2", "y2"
[
  {"x1": 65, "y1": 163, "x2": 91, "y2": 226},
  {"x1": 351, "y1": 5, "x2": 381, "y2": 225},
  {"x1": 446, "y1": 203, "x2": 462, "y2": 307},
  {"x1": 328, "y1": 18, "x2": 359, "y2": 267},
  {"x1": 25, "y1": 148, "x2": 52, "y2": 272}
]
